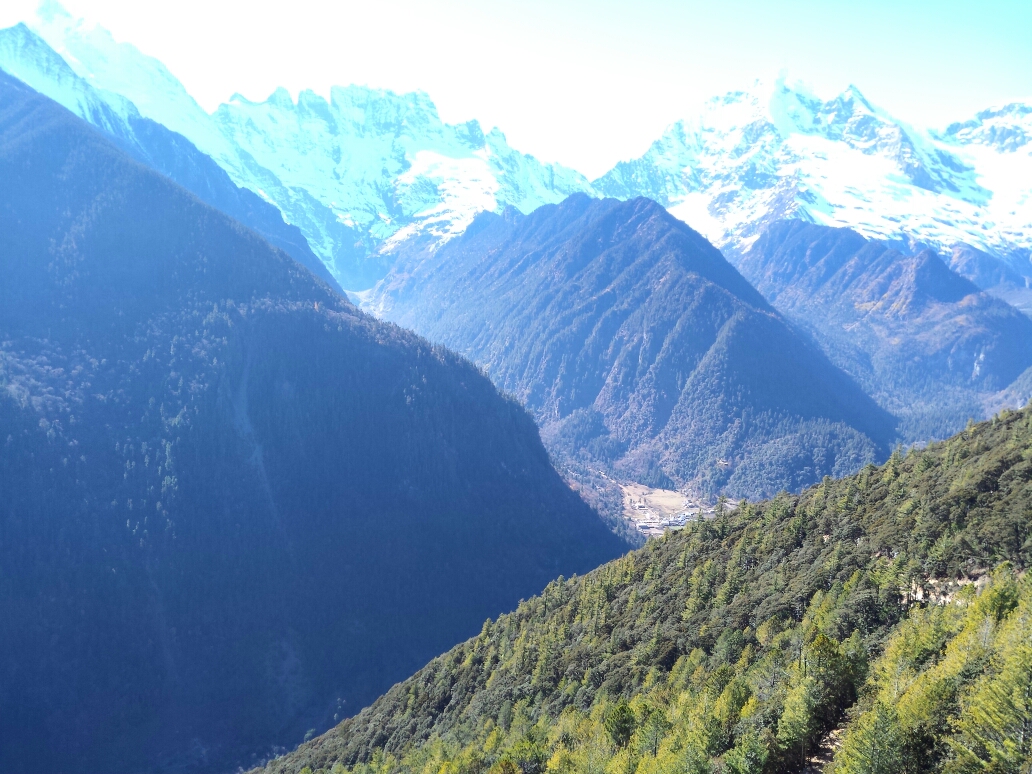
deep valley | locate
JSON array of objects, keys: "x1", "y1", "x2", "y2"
[{"x1": 0, "y1": 4, "x2": 1030, "y2": 773}]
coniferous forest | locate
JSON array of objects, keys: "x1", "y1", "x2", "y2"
[{"x1": 0, "y1": 70, "x2": 623, "y2": 773}]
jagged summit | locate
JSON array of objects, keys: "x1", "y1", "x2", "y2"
[
  {"x1": 941, "y1": 102, "x2": 1032, "y2": 152},
  {"x1": 224, "y1": 83, "x2": 447, "y2": 128}
]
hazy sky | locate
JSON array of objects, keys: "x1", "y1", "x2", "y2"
[{"x1": 2, "y1": 0, "x2": 1030, "y2": 177}]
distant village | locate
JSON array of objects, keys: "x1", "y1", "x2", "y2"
[{"x1": 621, "y1": 483, "x2": 737, "y2": 538}]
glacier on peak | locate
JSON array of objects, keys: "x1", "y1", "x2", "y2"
[
  {"x1": 207, "y1": 82, "x2": 593, "y2": 285},
  {"x1": 593, "y1": 77, "x2": 1028, "y2": 279}
]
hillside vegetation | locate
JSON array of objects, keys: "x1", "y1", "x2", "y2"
[{"x1": 260, "y1": 404, "x2": 1032, "y2": 774}]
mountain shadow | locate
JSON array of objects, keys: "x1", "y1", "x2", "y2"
[
  {"x1": 371, "y1": 195, "x2": 896, "y2": 500},
  {"x1": 0, "y1": 72, "x2": 625, "y2": 774}
]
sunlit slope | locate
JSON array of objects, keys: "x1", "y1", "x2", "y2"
[{"x1": 260, "y1": 404, "x2": 1032, "y2": 774}]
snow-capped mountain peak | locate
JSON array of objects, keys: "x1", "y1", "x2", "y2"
[
  {"x1": 7, "y1": 5, "x2": 1030, "y2": 294},
  {"x1": 0, "y1": 21, "x2": 144, "y2": 135},
  {"x1": 15, "y1": 2, "x2": 592, "y2": 289},
  {"x1": 206, "y1": 81, "x2": 592, "y2": 283},
  {"x1": 30, "y1": 0, "x2": 213, "y2": 141},
  {"x1": 594, "y1": 77, "x2": 1027, "y2": 268}
]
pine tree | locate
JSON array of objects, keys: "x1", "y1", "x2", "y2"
[
  {"x1": 833, "y1": 702, "x2": 904, "y2": 774},
  {"x1": 604, "y1": 701, "x2": 636, "y2": 748}
]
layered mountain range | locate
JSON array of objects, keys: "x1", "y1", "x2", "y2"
[
  {"x1": 5, "y1": 3, "x2": 1029, "y2": 501},
  {"x1": 3, "y1": 4, "x2": 1032, "y2": 774},
  {"x1": 11, "y1": 4, "x2": 1031, "y2": 295},
  {"x1": 0, "y1": 21, "x2": 342, "y2": 292},
  {"x1": 0, "y1": 71, "x2": 623, "y2": 774},
  {"x1": 373, "y1": 195, "x2": 896, "y2": 499}
]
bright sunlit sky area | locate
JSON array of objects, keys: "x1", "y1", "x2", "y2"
[{"x1": 2, "y1": 0, "x2": 1030, "y2": 177}]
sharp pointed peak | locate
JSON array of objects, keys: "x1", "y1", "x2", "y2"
[
  {"x1": 1, "y1": 21, "x2": 46, "y2": 45},
  {"x1": 265, "y1": 86, "x2": 295, "y2": 107},
  {"x1": 297, "y1": 87, "x2": 328, "y2": 104},
  {"x1": 0, "y1": 21, "x2": 70, "y2": 61},
  {"x1": 836, "y1": 83, "x2": 875, "y2": 111}
]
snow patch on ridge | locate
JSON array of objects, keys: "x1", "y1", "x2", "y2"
[
  {"x1": 11, "y1": 5, "x2": 1032, "y2": 291},
  {"x1": 384, "y1": 149, "x2": 501, "y2": 249}
]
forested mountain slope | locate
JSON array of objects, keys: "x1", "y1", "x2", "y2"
[
  {"x1": 370, "y1": 195, "x2": 895, "y2": 499},
  {"x1": 260, "y1": 403, "x2": 1032, "y2": 774},
  {"x1": 733, "y1": 220, "x2": 1032, "y2": 440},
  {"x1": 0, "y1": 72, "x2": 624, "y2": 774},
  {"x1": 0, "y1": 22, "x2": 342, "y2": 292}
]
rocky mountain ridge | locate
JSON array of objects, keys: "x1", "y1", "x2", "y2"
[
  {"x1": 0, "y1": 21, "x2": 343, "y2": 291},
  {"x1": 734, "y1": 220, "x2": 1032, "y2": 440},
  {"x1": 20, "y1": 2, "x2": 592, "y2": 288}
]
